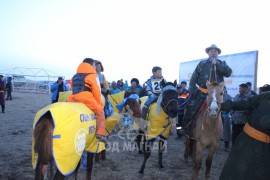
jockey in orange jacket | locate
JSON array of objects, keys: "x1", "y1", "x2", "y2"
[{"x1": 68, "y1": 58, "x2": 107, "y2": 142}]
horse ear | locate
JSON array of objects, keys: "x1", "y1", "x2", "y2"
[
  {"x1": 173, "y1": 80, "x2": 177, "y2": 87},
  {"x1": 161, "y1": 79, "x2": 165, "y2": 87},
  {"x1": 220, "y1": 81, "x2": 225, "y2": 88},
  {"x1": 206, "y1": 80, "x2": 211, "y2": 87}
]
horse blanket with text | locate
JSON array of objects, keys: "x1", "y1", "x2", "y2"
[
  {"x1": 32, "y1": 102, "x2": 105, "y2": 176},
  {"x1": 58, "y1": 91, "x2": 128, "y2": 153},
  {"x1": 140, "y1": 96, "x2": 172, "y2": 140}
]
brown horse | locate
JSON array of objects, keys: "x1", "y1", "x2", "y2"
[
  {"x1": 184, "y1": 81, "x2": 224, "y2": 180},
  {"x1": 33, "y1": 90, "x2": 141, "y2": 180}
]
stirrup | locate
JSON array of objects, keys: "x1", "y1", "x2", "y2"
[{"x1": 96, "y1": 135, "x2": 107, "y2": 143}]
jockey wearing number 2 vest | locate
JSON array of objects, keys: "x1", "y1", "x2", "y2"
[
  {"x1": 142, "y1": 66, "x2": 166, "y2": 120},
  {"x1": 182, "y1": 44, "x2": 232, "y2": 138},
  {"x1": 68, "y1": 58, "x2": 107, "y2": 143}
]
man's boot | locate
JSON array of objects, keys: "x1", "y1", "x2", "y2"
[
  {"x1": 224, "y1": 141, "x2": 229, "y2": 151},
  {"x1": 142, "y1": 105, "x2": 149, "y2": 120},
  {"x1": 1, "y1": 105, "x2": 5, "y2": 113},
  {"x1": 95, "y1": 112, "x2": 107, "y2": 143}
]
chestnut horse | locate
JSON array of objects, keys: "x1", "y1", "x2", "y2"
[
  {"x1": 33, "y1": 90, "x2": 141, "y2": 180},
  {"x1": 184, "y1": 81, "x2": 224, "y2": 180},
  {"x1": 138, "y1": 80, "x2": 178, "y2": 174}
]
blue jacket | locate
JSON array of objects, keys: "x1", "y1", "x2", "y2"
[{"x1": 51, "y1": 82, "x2": 69, "y2": 101}]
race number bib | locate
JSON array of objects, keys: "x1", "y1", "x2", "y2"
[{"x1": 151, "y1": 79, "x2": 162, "y2": 94}]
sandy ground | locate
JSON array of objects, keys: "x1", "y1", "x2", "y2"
[{"x1": 0, "y1": 92, "x2": 230, "y2": 180}]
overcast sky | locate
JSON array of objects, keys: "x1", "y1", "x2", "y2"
[{"x1": 0, "y1": 0, "x2": 269, "y2": 86}]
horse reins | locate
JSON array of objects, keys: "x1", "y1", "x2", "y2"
[
  {"x1": 209, "y1": 63, "x2": 217, "y2": 82},
  {"x1": 162, "y1": 99, "x2": 178, "y2": 116}
]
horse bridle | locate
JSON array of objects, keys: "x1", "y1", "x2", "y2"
[
  {"x1": 162, "y1": 98, "x2": 178, "y2": 115},
  {"x1": 207, "y1": 92, "x2": 223, "y2": 114}
]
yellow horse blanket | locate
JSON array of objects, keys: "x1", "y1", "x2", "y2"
[
  {"x1": 57, "y1": 91, "x2": 126, "y2": 154},
  {"x1": 59, "y1": 91, "x2": 126, "y2": 135},
  {"x1": 140, "y1": 96, "x2": 172, "y2": 140},
  {"x1": 32, "y1": 102, "x2": 98, "y2": 176}
]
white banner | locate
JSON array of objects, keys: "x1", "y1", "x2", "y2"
[{"x1": 179, "y1": 51, "x2": 258, "y2": 97}]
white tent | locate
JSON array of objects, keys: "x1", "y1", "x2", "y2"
[{"x1": 0, "y1": 67, "x2": 65, "y2": 94}]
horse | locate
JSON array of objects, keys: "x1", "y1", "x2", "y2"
[
  {"x1": 183, "y1": 80, "x2": 224, "y2": 180},
  {"x1": 33, "y1": 90, "x2": 141, "y2": 180},
  {"x1": 138, "y1": 79, "x2": 178, "y2": 174}
]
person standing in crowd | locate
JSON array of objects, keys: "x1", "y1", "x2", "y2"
[
  {"x1": 222, "y1": 86, "x2": 233, "y2": 150},
  {"x1": 180, "y1": 81, "x2": 189, "y2": 94},
  {"x1": 0, "y1": 75, "x2": 6, "y2": 113},
  {"x1": 182, "y1": 44, "x2": 232, "y2": 138},
  {"x1": 50, "y1": 77, "x2": 69, "y2": 103},
  {"x1": 123, "y1": 80, "x2": 129, "y2": 90},
  {"x1": 142, "y1": 66, "x2": 166, "y2": 120},
  {"x1": 95, "y1": 60, "x2": 110, "y2": 93},
  {"x1": 116, "y1": 79, "x2": 125, "y2": 91},
  {"x1": 246, "y1": 82, "x2": 257, "y2": 96},
  {"x1": 219, "y1": 84, "x2": 270, "y2": 180},
  {"x1": 109, "y1": 81, "x2": 121, "y2": 94},
  {"x1": 176, "y1": 84, "x2": 190, "y2": 138},
  {"x1": 5, "y1": 77, "x2": 12, "y2": 100},
  {"x1": 126, "y1": 78, "x2": 143, "y2": 96},
  {"x1": 231, "y1": 83, "x2": 253, "y2": 145},
  {"x1": 68, "y1": 58, "x2": 107, "y2": 142}
]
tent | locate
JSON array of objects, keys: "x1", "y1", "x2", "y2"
[{"x1": 0, "y1": 67, "x2": 65, "y2": 94}]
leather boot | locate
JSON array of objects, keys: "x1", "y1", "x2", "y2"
[
  {"x1": 142, "y1": 106, "x2": 149, "y2": 120},
  {"x1": 95, "y1": 112, "x2": 107, "y2": 143}
]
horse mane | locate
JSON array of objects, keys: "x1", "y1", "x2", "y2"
[
  {"x1": 34, "y1": 112, "x2": 53, "y2": 164},
  {"x1": 211, "y1": 81, "x2": 219, "y2": 86}
]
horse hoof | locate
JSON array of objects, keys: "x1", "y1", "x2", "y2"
[
  {"x1": 138, "y1": 151, "x2": 143, "y2": 154},
  {"x1": 138, "y1": 170, "x2": 144, "y2": 175},
  {"x1": 159, "y1": 165, "x2": 164, "y2": 169}
]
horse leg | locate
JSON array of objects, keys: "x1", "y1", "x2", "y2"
[
  {"x1": 158, "y1": 137, "x2": 166, "y2": 168},
  {"x1": 191, "y1": 141, "x2": 202, "y2": 180},
  {"x1": 135, "y1": 130, "x2": 144, "y2": 154},
  {"x1": 138, "y1": 140, "x2": 153, "y2": 174},
  {"x1": 95, "y1": 152, "x2": 100, "y2": 163},
  {"x1": 101, "y1": 149, "x2": 106, "y2": 160},
  {"x1": 205, "y1": 144, "x2": 217, "y2": 179},
  {"x1": 184, "y1": 137, "x2": 190, "y2": 161},
  {"x1": 53, "y1": 169, "x2": 65, "y2": 180},
  {"x1": 86, "y1": 153, "x2": 94, "y2": 180},
  {"x1": 49, "y1": 161, "x2": 54, "y2": 180},
  {"x1": 184, "y1": 137, "x2": 194, "y2": 161},
  {"x1": 72, "y1": 161, "x2": 81, "y2": 180},
  {"x1": 35, "y1": 161, "x2": 44, "y2": 180}
]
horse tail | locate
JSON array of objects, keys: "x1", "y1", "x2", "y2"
[{"x1": 34, "y1": 113, "x2": 53, "y2": 164}]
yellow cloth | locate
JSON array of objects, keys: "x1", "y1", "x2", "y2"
[
  {"x1": 58, "y1": 91, "x2": 72, "y2": 102},
  {"x1": 140, "y1": 96, "x2": 172, "y2": 140},
  {"x1": 58, "y1": 91, "x2": 107, "y2": 153},
  {"x1": 57, "y1": 91, "x2": 126, "y2": 152},
  {"x1": 32, "y1": 102, "x2": 97, "y2": 175}
]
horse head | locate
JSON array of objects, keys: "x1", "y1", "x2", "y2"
[
  {"x1": 206, "y1": 80, "x2": 224, "y2": 119},
  {"x1": 123, "y1": 91, "x2": 142, "y2": 118},
  {"x1": 159, "y1": 79, "x2": 178, "y2": 118}
]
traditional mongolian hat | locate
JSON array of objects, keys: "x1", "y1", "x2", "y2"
[{"x1": 205, "y1": 44, "x2": 221, "y2": 54}]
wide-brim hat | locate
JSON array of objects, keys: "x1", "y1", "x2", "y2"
[{"x1": 205, "y1": 44, "x2": 221, "y2": 54}]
